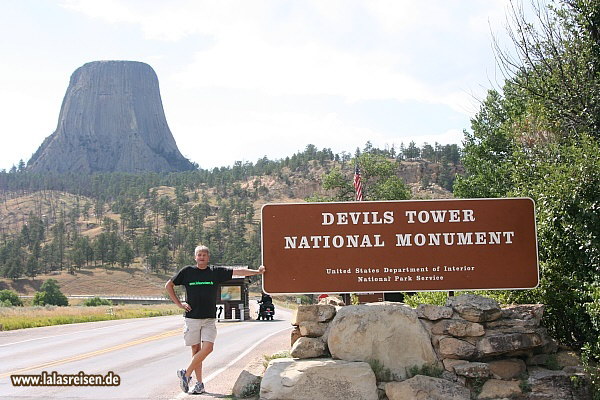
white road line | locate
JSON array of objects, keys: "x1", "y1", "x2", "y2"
[
  {"x1": 172, "y1": 326, "x2": 291, "y2": 399},
  {"x1": 0, "y1": 315, "x2": 178, "y2": 347}
]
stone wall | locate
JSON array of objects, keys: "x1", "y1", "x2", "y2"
[{"x1": 239, "y1": 294, "x2": 592, "y2": 399}]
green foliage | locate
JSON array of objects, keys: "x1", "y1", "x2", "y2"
[
  {"x1": 239, "y1": 380, "x2": 261, "y2": 398},
  {"x1": 456, "y1": 0, "x2": 600, "y2": 363},
  {"x1": 497, "y1": 0, "x2": 600, "y2": 139},
  {"x1": 503, "y1": 137, "x2": 600, "y2": 352},
  {"x1": 581, "y1": 347, "x2": 600, "y2": 400},
  {"x1": 468, "y1": 378, "x2": 488, "y2": 399},
  {"x1": 404, "y1": 290, "x2": 527, "y2": 310},
  {"x1": 83, "y1": 297, "x2": 113, "y2": 306},
  {"x1": 358, "y1": 153, "x2": 411, "y2": 201},
  {"x1": 0, "y1": 304, "x2": 180, "y2": 330},
  {"x1": 406, "y1": 363, "x2": 443, "y2": 379},
  {"x1": 519, "y1": 375, "x2": 532, "y2": 393},
  {"x1": 32, "y1": 279, "x2": 68, "y2": 306},
  {"x1": 368, "y1": 358, "x2": 394, "y2": 381},
  {"x1": 0, "y1": 289, "x2": 23, "y2": 306},
  {"x1": 583, "y1": 282, "x2": 600, "y2": 398},
  {"x1": 315, "y1": 153, "x2": 411, "y2": 202},
  {"x1": 404, "y1": 291, "x2": 449, "y2": 307},
  {"x1": 321, "y1": 168, "x2": 354, "y2": 201},
  {"x1": 453, "y1": 90, "x2": 515, "y2": 199},
  {"x1": 263, "y1": 350, "x2": 291, "y2": 368}
]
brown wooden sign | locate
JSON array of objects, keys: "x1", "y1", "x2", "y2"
[{"x1": 261, "y1": 198, "x2": 538, "y2": 294}]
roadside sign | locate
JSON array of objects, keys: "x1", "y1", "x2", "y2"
[{"x1": 261, "y1": 198, "x2": 538, "y2": 294}]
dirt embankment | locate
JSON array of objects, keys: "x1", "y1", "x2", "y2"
[{"x1": 0, "y1": 266, "x2": 171, "y2": 297}]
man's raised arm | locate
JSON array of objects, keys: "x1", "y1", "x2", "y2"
[{"x1": 232, "y1": 266, "x2": 265, "y2": 277}]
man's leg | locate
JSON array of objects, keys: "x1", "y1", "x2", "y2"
[
  {"x1": 187, "y1": 341, "x2": 214, "y2": 383},
  {"x1": 190, "y1": 344, "x2": 200, "y2": 381}
]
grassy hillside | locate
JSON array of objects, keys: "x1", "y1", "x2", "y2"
[{"x1": 0, "y1": 154, "x2": 458, "y2": 297}]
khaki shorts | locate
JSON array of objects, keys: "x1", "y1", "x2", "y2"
[{"x1": 183, "y1": 318, "x2": 217, "y2": 346}]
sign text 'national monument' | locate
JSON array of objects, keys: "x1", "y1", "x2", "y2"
[{"x1": 261, "y1": 198, "x2": 538, "y2": 294}]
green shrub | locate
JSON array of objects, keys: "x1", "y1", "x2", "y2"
[
  {"x1": 404, "y1": 291, "x2": 448, "y2": 307},
  {"x1": 83, "y1": 297, "x2": 113, "y2": 306},
  {"x1": 0, "y1": 290, "x2": 23, "y2": 306},
  {"x1": 368, "y1": 358, "x2": 394, "y2": 381},
  {"x1": 32, "y1": 279, "x2": 68, "y2": 306},
  {"x1": 239, "y1": 380, "x2": 261, "y2": 398},
  {"x1": 581, "y1": 346, "x2": 600, "y2": 400},
  {"x1": 519, "y1": 376, "x2": 532, "y2": 393},
  {"x1": 470, "y1": 377, "x2": 488, "y2": 398},
  {"x1": 263, "y1": 350, "x2": 290, "y2": 368},
  {"x1": 406, "y1": 363, "x2": 444, "y2": 378}
]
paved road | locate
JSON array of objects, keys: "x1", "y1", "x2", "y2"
[{"x1": 0, "y1": 305, "x2": 293, "y2": 399}]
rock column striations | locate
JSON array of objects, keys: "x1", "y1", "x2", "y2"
[{"x1": 28, "y1": 61, "x2": 195, "y2": 173}]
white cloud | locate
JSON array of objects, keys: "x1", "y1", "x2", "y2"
[
  {"x1": 60, "y1": 0, "x2": 267, "y2": 41},
  {"x1": 61, "y1": 0, "x2": 501, "y2": 112},
  {"x1": 174, "y1": 108, "x2": 389, "y2": 168},
  {"x1": 172, "y1": 39, "x2": 480, "y2": 116}
]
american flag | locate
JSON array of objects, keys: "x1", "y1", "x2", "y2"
[{"x1": 353, "y1": 164, "x2": 363, "y2": 201}]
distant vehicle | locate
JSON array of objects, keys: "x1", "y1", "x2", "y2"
[
  {"x1": 257, "y1": 301, "x2": 275, "y2": 320},
  {"x1": 257, "y1": 297, "x2": 275, "y2": 321}
]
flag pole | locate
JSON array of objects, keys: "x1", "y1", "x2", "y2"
[{"x1": 347, "y1": 162, "x2": 364, "y2": 305}]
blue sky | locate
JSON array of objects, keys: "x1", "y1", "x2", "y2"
[{"x1": 0, "y1": 0, "x2": 524, "y2": 171}]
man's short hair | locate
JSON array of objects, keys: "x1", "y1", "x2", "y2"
[{"x1": 194, "y1": 245, "x2": 210, "y2": 256}]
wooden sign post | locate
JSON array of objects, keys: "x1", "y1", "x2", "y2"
[{"x1": 261, "y1": 198, "x2": 538, "y2": 294}]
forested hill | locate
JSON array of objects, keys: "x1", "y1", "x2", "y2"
[{"x1": 0, "y1": 142, "x2": 461, "y2": 293}]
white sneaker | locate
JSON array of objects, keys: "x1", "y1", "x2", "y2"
[{"x1": 190, "y1": 381, "x2": 205, "y2": 394}]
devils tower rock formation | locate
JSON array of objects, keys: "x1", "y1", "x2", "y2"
[{"x1": 28, "y1": 61, "x2": 195, "y2": 173}]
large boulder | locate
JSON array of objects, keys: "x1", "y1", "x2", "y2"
[
  {"x1": 476, "y1": 332, "x2": 543, "y2": 357},
  {"x1": 260, "y1": 358, "x2": 378, "y2": 400},
  {"x1": 555, "y1": 350, "x2": 582, "y2": 368},
  {"x1": 232, "y1": 357, "x2": 264, "y2": 399},
  {"x1": 298, "y1": 321, "x2": 328, "y2": 337},
  {"x1": 527, "y1": 366, "x2": 592, "y2": 400},
  {"x1": 499, "y1": 304, "x2": 545, "y2": 326},
  {"x1": 327, "y1": 303, "x2": 439, "y2": 379},
  {"x1": 385, "y1": 375, "x2": 470, "y2": 400},
  {"x1": 431, "y1": 319, "x2": 485, "y2": 337},
  {"x1": 487, "y1": 358, "x2": 527, "y2": 380},
  {"x1": 290, "y1": 337, "x2": 327, "y2": 359},
  {"x1": 477, "y1": 379, "x2": 522, "y2": 399},
  {"x1": 318, "y1": 295, "x2": 345, "y2": 306},
  {"x1": 291, "y1": 326, "x2": 302, "y2": 346},
  {"x1": 439, "y1": 337, "x2": 477, "y2": 360},
  {"x1": 452, "y1": 362, "x2": 490, "y2": 378},
  {"x1": 446, "y1": 294, "x2": 502, "y2": 322},
  {"x1": 416, "y1": 304, "x2": 453, "y2": 321},
  {"x1": 292, "y1": 304, "x2": 336, "y2": 325}
]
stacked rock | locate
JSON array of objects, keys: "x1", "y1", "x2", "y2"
[
  {"x1": 240, "y1": 295, "x2": 592, "y2": 399},
  {"x1": 290, "y1": 304, "x2": 336, "y2": 358},
  {"x1": 417, "y1": 294, "x2": 590, "y2": 399}
]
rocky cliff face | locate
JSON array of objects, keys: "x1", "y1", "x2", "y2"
[{"x1": 28, "y1": 61, "x2": 195, "y2": 173}]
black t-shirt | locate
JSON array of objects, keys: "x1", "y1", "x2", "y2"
[{"x1": 171, "y1": 265, "x2": 233, "y2": 319}]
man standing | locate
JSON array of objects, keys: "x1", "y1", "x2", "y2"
[{"x1": 165, "y1": 244, "x2": 265, "y2": 394}]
